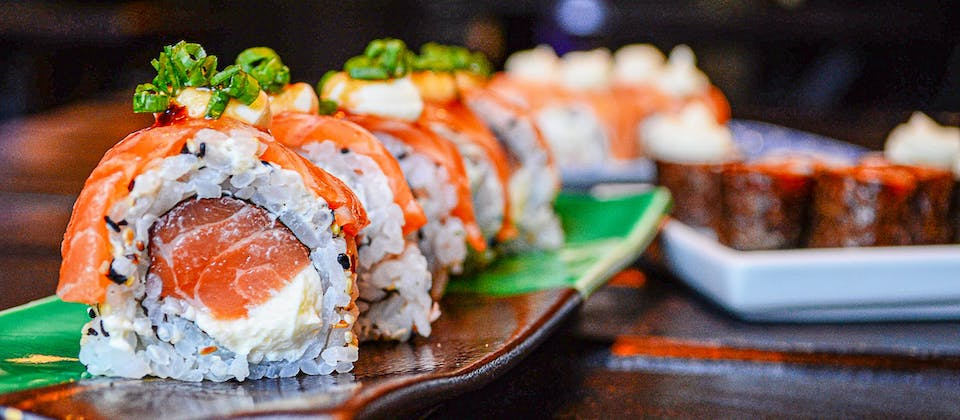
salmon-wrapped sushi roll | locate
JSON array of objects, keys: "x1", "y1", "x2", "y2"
[
  {"x1": 319, "y1": 39, "x2": 486, "y2": 298},
  {"x1": 458, "y1": 57, "x2": 564, "y2": 251},
  {"x1": 237, "y1": 47, "x2": 439, "y2": 341},
  {"x1": 57, "y1": 42, "x2": 369, "y2": 381},
  {"x1": 486, "y1": 45, "x2": 612, "y2": 167},
  {"x1": 613, "y1": 44, "x2": 730, "y2": 134},
  {"x1": 410, "y1": 43, "x2": 517, "y2": 260}
]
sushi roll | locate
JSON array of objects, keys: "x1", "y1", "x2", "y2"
[
  {"x1": 410, "y1": 43, "x2": 517, "y2": 260},
  {"x1": 613, "y1": 44, "x2": 730, "y2": 156},
  {"x1": 57, "y1": 42, "x2": 369, "y2": 381},
  {"x1": 319, "y1": 39, "x2": 486, "y2": 298},
  {"x1": 642, "y1": 102, "x2": 739, "y2": 231},
  {"x1": 488, "y1": 45, "x2": 612, "y2": 167},
  {"x1": 238, "y1": 47, "x2": 439, "y2": 341},
  {"x1": 458, "y1": 58, "x2": 564, "y2": 251},
  {"x1": 807, "y1": 163, "x2": 915, "y2": 248},
  {"x1": 882, "y1": 112, "x2": 960, "y2": 244},
  {"x1": 719, "y1": 156, "x2": 815, "y2": 250}
]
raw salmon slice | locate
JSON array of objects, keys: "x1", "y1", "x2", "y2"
[{"x1": 148, "y1": 196, "x2": 312, "y2": 320}]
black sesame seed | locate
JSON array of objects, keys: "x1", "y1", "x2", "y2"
[
  {"x1": 180, "y1": 143, "x2": 191, "y2": 154},
  {"x1": 198, "y1": 142, "x2": 206, "y2": 158},
  {"x1": 106, "y1": 263, "x2": 126, "y2": 285},
  {"x1": 396, "y1": 151, "x2": 408, "y2": 160},
  {"x1": 261, "y1": 160, "x2": 271, "y2": 167},
  {"x1": 337, "y1": 253, "x2": 351, "y2": 270},
  {"x1": 104, "y1": 216, "x2": 121, "y2": 233},
  {"x1": 340, "y1": 147, "x2": 350, "y2": 154},
  {"x1": 87, "y1": 328, "x2": 99, "y2": 336},
  {"x1": 87, "y1": 307, "x2": 97, "y2": 318},
  {"x1": 128, "y1": 179, "x2": 136, "y2": 191},
  {"x1": 100, "y1": 320, "x2": 110, "y2": 337},
  {"x1": 118, "y1": 220, "x2": 128, "y2": 226}
]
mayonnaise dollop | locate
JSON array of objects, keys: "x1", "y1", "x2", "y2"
[
  {"x1": 656, "y1": 45, "x2": 710, "y2": 98},
  {"x1": 269, "y1": 82, "x2": 320, "y2": 115},
  {"x1": 505, "y1": 45, "x2": 560, "y2": 83},
  {"x1": 175, "y1": 87, "x2": 272, "y2": 129},
  {"x1": 325, "y1": 74, "x2": 424, "y2": 121},
  {"x1": 559, "y1": 48, "x2": 613, "y2": 91},
  {"x1": 192, "y1": 265, "x2": 325, "y2": 364},
  {"x1": 613, "y1": 44, "x2": 666, "y2": 85},
  {"x1": 884, "y1": 112, "x2": 960, "y2": 174},
  {"x1": 641, "y1": 102, "x2": 736, "y2": 164}
]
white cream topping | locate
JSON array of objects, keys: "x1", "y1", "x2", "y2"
[
  {"x1": 175, "y1": 87, "x2": 271, "y2": 129},
  {"x1": 656, "y1": 45, "x2": 710, "y2": 98},
  {"x1": 613, "y1": 44, "x2": 666, "y2": 85},
  {"x1": 269, "y1": 82, "x2": 319, "y2": 115},
  {"x1": 191, "y1": 266, "x2": 325, "y2": 364},
  {"x1": 884, "y1": 112, "x2": 960, "y2": 174},
  {"x1": 504, "y1": 44, "x2": 560, "y2": 83},
  {"x1": 559, "y1": 48, "x2": 613, "y2": 91},
  {"x1": 327, "y1": 76, "x2": 424, "y2": 121},
  {"x1": 641, "y1": 102, "x2": 736, "y2": 163}
]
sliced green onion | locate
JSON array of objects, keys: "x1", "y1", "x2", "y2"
[
  {"x1": 344, "y1": 38, "x2": 413, "y2": 80},
  {"x1": 134, "y1": 41, "x2": 267, "y2": 117},
  {"x1": 410, "y1": 42, "x2": 492, "y2": 77},
  {"x1": 212, "y1": 65, "x2": 261, "y2": 105},
  {"x1": 317, "y1": 70, "x2": 338, "y2": 94},
  {"x1": 236, "y1": 47, "x2": 290, "y2": 94},
  {"x1": 317, "y1": 99, "x2": 339, "y2": 115},
  {"x1": 132, "y1": 83, "x2": 169, "y2": 113},
  {"x1": 204, "y1": 90, "x2": 231, "y2": 119}
]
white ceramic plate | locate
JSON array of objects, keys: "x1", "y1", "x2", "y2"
[
  {"x1": 658, "y1": 120, "x2": 960, "y2": 322},
  {"x1": 661, "y1": 220, "x2": 960, "y2": 322}
]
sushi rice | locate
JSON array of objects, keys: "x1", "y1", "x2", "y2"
[
  {"x1": 298, "y1": 139, "x2": 438, "y2": 341},
  {"x1": 465, "y1": 95, "x2": 564, "y2": 251},
  {"x1": 80, "y1": 127, "x2": 358, "y2": 381},
  {"x1": 377, "y1": 133, "x2": 468, "y2": 299}
]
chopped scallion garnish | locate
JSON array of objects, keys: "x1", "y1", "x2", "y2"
[
  {"x1": 344, "y1": 38, "x2": 414, "y2": 80},
  {"x1": 236, "y1": 47, "x2": 291, "y2": 94},
  {"x1": 318, "y1": 99, "x2": 339, "y2": 115},
  {"x1": 411, "y1": 42, "x2": 492, "y2": 77},
  {"x1": 133, "y1": 41, "x2": 265, "y2": 118}
]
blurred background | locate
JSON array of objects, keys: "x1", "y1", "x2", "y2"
[{"x1": 1, "y1": 0, "x2": 958, "y2": 146}]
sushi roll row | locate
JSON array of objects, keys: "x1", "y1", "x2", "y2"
[
  {"x1": 482, "y1": 43, "x2": 730, "y2": 169},
  {"x1": 55, "y1": 40, "x2": 564, "y2": 382},
  {"x1": 652, "y1": 108, "x2": 960, "y2": 250}
]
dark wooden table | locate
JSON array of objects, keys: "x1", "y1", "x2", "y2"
[{"x1": 2, "y1": 97, "x2": 959, "y2": 418}]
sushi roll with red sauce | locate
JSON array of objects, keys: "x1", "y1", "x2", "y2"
[
  {"x1": 883, "y1": 112, "x2": 960, "y2": 244},
  {"x1": 57, "y1": 42, "x2": 369, "y2": 381},
  {"x1": 642, "y1": 102, "x2": 739, "y2": 232},
  {"x1": 807, "y1": 163, "x2": 916, "y2": 247},
  {"x1": 719, "y1": 156, "x2": 816, "y2": 250}
]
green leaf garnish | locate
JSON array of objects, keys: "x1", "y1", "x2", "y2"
[
  {"x1": 344, "y1": 38, "x2": 414, "y2": 80},
  {"x1": 133, "y1": 41, "x2": 265, "y2": 119},
  {"x1": 236, "y1": 47, "x2": 291, "y2": 94}
]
